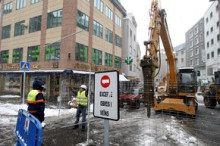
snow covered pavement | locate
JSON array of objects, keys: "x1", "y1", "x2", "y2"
[{"x1": 0, "y1": 98, "x2": 206, "y2": 146}]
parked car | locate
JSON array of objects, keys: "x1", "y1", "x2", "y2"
[{"x1": 120, "y1": 88, "x2": 142, "y2": 109}]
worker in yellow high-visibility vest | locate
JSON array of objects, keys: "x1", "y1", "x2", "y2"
[
  {"x1": 27, "y1": 80, "x2": 45, "y2": 123},
  {"x1": 73, "y1": 85, "x2": 88, "y2": 131}
]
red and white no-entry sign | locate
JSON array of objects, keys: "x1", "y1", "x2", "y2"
[
  {"x1": 94, "y1": 71, "x2": 119, "y2": 121},
  {"x1": 101, "y1": 75, "x2": 111, "y2": 88}
]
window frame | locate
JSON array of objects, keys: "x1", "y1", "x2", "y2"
[
  {"x1": 92, "y1": 48, "x2": 102, "y2": 65},
  {"x1": 45, "y1": 42, "x2": 60, "y2": 61},
  {"x1": 114, "y1": 56, "x2": 121, "y2": 68},
  {"x1": 47, "y1": 9, "x2": 63, "y2": 29},
  {"x1": 105, "y1": 28, "x2": 113, "y2": 43},
  {"x1": 27, "y1": 45, "x2": 40, "y2": 62},
  {"x1": 3, "y1": 2, "x2": 12, "y2": 14},
  {"x1": 77, "y1": 10, "x2": 89, "y2": 31},
  {"x1": 2, "y1": 25, "x2": 11, "y2": 39},
  {"x1": 12, "y1": 48, "x2": 23, "y2": 63},
  {"x1": 29, "y1": 15, "x2": 42, "y2": 33},
  {"x1": 0, "y1": 50, "x2": 9, "y2": 63},
  {"x1": 75, "y1": 43, "x2": 88, "y2": 62},
  {"x1": 16, "y1": 0, "x2": 27, "y2": 10},
  {"x1": 14, "y1": 20, "x2": 25, "y2": 36},
  {"x1": 105, "y1": 53, "x2": 113, "y2": 67}
]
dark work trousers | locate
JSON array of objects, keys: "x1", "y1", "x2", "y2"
[{"x1": 74, "y1": 105, "x2": 87, "y2": 128}]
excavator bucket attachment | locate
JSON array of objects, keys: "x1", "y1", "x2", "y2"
[{"x1": 140, "y1": 58, "x2": 155, "y2": 117}]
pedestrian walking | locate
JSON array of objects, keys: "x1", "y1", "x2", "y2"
[
  {"x1": 73, "y1": 85, "x2": 88, "y2": 131},
  {"x1": 27, "y1": 80, "x2": 45, "y2": 123}
]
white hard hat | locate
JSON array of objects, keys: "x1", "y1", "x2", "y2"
[{"x1": 80, "y1": 85, "x2": 87, "y2": 90}]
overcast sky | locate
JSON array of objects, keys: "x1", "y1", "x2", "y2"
[{"x1": 120, "y1": 0, "x2": 213, "y2": 57}]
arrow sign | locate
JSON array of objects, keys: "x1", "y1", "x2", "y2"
[{"x1": 20, "y1": 62, "x2": 30, "y2": 71}]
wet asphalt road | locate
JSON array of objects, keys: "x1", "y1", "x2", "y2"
[
  {"x1": 179, "y1": 96, "x2": 220, "y2": 146},
  {"x1": 1, "y1": 98, "x2": 220, "y2": 146},
  {"x1": 42, "y1": 100, "x2": 220, "y2": 146}
]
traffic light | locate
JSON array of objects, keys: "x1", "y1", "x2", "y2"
[{"x1": 125, "y1": 57, "x2": 133, "y2": 65}]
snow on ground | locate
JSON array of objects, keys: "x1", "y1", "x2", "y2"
[
  {"x1": 0, "y1": 95, "x2": 21, "y2": 98},
  {"x1": 0, "y1": 100, "x2": 94, "y2": 126},
  {"x1": 0, "y1": 98, "x2": 204, "y2": 145},
  {"x1": 133, "y1": 116, "x2": 204, "y2": 146},
  {"x1": 0, "y1": 101, "x2": 77, "y2": 125}
]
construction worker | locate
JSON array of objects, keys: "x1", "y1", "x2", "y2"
[
  {"x1": 27, "y1": 80, "x2": 45, "y2": 123},
  {"x1": 73, "y1": 85, "x2": 88, "y2": 131}
]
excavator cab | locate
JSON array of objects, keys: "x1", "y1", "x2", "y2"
[{"x1": 178, "y1": 68, "x2": 197, "y2": 93}]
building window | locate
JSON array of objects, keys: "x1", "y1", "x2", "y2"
[
  {"x1": 93, "y1": 20, "x2": 103, "y2": 38},
  {"x1": 3, "y1": 2, "x2": 12, "y2": 14},
  {"x1": 0, "y1": 50, "x2": 9, "y2": 63},
  {"x1": 194, "y1": 27, "x2": 198, "y2": 34},
  {"x1": 115, "y1": 34, "x2": 122, "y2": 47},
  {"x1": 190, "y1": 60, "x2": 193, "y2": 66},
  {"x1": 92, "y1": 48, "x2": 102, "y2": 65},
  {"x1": 206, "y1": 31, "x2": 209, "y2": 36},
  {"x1": 211, "y1": 38, "x2": 214, "y2": 45},
  {"x1": 218, "y1": 48, "x2": 220, "y2": 55},
  {"x1": 176, "y1": 53, "x2": 178, "y2": 56},
  {"x1": 14, "y1": 20, "x2": 25, "y2": 36},
  {"x1": 2, "y1": 25, "x2": 11, "y2": 39},
  {"x1": 190, "y1": 40, "x2": 193, "y2": 47},
  {"x1": 16, "y1": 0, "x2": 26, "y2": 10},
  {"x1": 13, "y1": 48, "x2": 23, "y2": 63},
  {"x1": 195, "y1": 37, "x2": 199, "y2": 44},
  {"x1": 195, "y1": 58, "x2": 199, "y2": 65},
  {"x1": 217, "y1": 34, "x2": 220, "y2": 42},
  {"x1": 181, "y1": 58, "x2": 184, "y2": 63},
  {"x1": 130, "y1": 64, "x2": 132, "y2": 71},
  {"x1": 29, "y1": 15, "x2": 41, "y2": 33},
  {"x1": 210, "y1": 12, "x2": 213, "y2": 19},
  {"x1": 130, "y1": 29, "x2": 132, "y2": 45},
  {"x1": 45, "y1": 42, "x2": 60, "y2": 60},
  {"x1": 114, "y1": 56, "x2": 121, "y2": 68},
  {"x1": 106, "y1": 6, "x2": 113, "y2": 20},
  {"x1": 217, "y1": 21, "x2": 219, "y2": 27},
  {"x1": 210, "y1": 27, "x2": 213, "y2": 33},
  {"x1": 77, "y1": 10, "x2": 89, "y2": 31},
  {"x1": 181, "y1": 51, "x2": 184, "y2": 55},
  {"x1": 207, "y1": 53, "x2": 210, "y2": 59},
  {"x1": 190, "y1": 51, "x2": 193, "y2": 57},
  {"x1": 94, "y1": 0, "x2": 103, "y2": 12},
  {"x1": 216, "y1": 5, "x2": 219, "y2": 12},
  {"x1": 27, "y1": 46, "x2": 40, "y2": 62},
  {"x1": 105, "y1": 28, "x2": 113, "y2": 43},
  {"x1": 75, "y1": 43, "x2": 88, "y2": 62},
  {"x1": 31, "y1": 0, "x2": 42, "y2": 4},
  {"x1": 206, "y1": 17, "x2": 208, "y2": 23},
  {"x1": 47, "y1": 9, "x2": 62, "y2": 29},
  {"x1": 195, "y1": 48, "x2": 199, "y2": 55},
  {"x1": 105, "y1": 53, "x2": 113, "y2": 67},
  {"x1": 189, "y1": 31, "x2": 193, "y2": 38},
  {"x1": 211, "y1": 51, "x2": 214, "y2": 58},
  {"x1": 207, "y1": 42, "x2": 209, "y2": 48},
  {"x1": 115, "y1": 15, "x2": 122, "y2": 27}
]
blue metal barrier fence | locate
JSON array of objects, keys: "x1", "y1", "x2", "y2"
[{"x1": 15, "y1": 109, "x2": 43, "y2": 146}]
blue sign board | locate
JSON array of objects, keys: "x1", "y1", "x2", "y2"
[
  {"x1": 15, "y1": 109, "x2": 43, "y2": 146},
  {"x1": 20, "y1": 62, "x2": 30, "y2": 71}
]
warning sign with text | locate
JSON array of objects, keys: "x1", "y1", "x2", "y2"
[{"x1": 94, "y1": 71, "x2": 119, "y2": 121}]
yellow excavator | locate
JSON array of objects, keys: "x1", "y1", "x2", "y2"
[{"x1": 140, "y1": 0, "x2": 198, "y2": 117}]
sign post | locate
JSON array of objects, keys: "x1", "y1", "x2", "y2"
[
  {"x1": 20, "y1": 62, "x2": 30, "y2": 104},
  {"x1": 94, "y1": 71, "x2": 119, "y2": 146}
]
